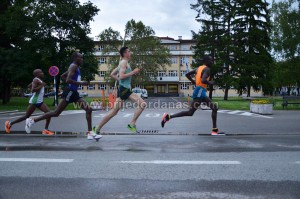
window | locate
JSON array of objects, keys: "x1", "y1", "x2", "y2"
[
  {"x1": 180, "y1": 57, "x2": 188, "y2": 65},
  {"x1": 98, "y1": 84, "x2": 106, "y2": 90},
  {"x1": 98, "y1": 57, "x2": 106, "y2": 64},
  {"x1": 171, "y1": 57, "x2": 178, "y2": 64},
  {"x1": 168, "y1": 84, "x2": 178, "y2": 93},
  {"x1": 98, "y1": 71, "x2": 106, "y2": 77},
  {"x1": 169, "y1": 45, "x2": 177, "y2": 50},
  {"x1": 98, "y1": 45, "x2": 104, "y2": 51},
  {"x1": 88, "y1": 84, "x2": 95, "y2": 90},
  {"x1": 109, "y1": 85, "x2": 116, "y2": 90},
  {"x1": 180, "y1": 83, "x2": 189, "y2": 90},
  {"x1": 180, "y1": 45, "x2": 190, "y2": 50},
  {"x1": 146, "y1": 72, "x2": 154, "y2": 77},
  {"x1": 168, "y1": 70, "x2": 178, "y2": 77},
  {"x1": 94, "y1": 45, "x2": 104, "y2": 52},
  {"x1": 180, "y1": 70, "x2": 187, "y2": 77},
  {"x1": 78, "y1": 85, "x2": 83, "y2": 90},
  {"x1": 158, "y1": 71, "x2": 166, "y2": 77}
]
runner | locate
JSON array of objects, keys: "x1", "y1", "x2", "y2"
[
  {"x1": 93, "y1": 46, "x2": 146, "y2": 134},
  {"x1": 25, "y1": 52, "x2": 102, "y2": 140},
  {"x1": 161, "y1": 55, "x2": 223, "y2": 135},
  {"x1": 5, "y1": 69, "x2": 54, "y2": 135}
]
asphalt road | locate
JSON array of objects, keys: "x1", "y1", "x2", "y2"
[
  {"x1": 0, "y1": 108, "x2": 299, "y2": 135},
  {"x1": 0, "y1": 135, "x2": 299, "y2": 199},
  {"x1": 0, "y1": 97, "x2": 299, "y2": 198}
]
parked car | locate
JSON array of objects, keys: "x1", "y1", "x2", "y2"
[
  {"x1": 141, "y1": 89, "x2": 148, "y2": 99},
  {"x1": 132, "y1": 88, "x2": 148, "y2": 99},
  {"x1": 132, "y1": 87, "x2": 142, "y2": 98}
]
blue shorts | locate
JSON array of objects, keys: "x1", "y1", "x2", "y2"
[{"x1": 192, "y1": 86, "x2": 207, "y2": 99}]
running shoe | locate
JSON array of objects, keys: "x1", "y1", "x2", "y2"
[
  {"x1": 87, "y1": 127, "x2": 102, "y2": 140},
  {"x1": 42, "y1": 129, "x2": 55, "y2": 136},
  {"x1": 161, "y1": 113, "x2": 170, "y2": 128},
  {"x1": 5, "y1": 121, "x2": 11, "y2": 134},
  {"x1": 127, "y1": 124, "x2": 137, "y2": 133},
  {"x1": 211, "y1": 128, "x2": 225, "y2": 136},
  {"x1": 25, "y1": 118, "x2": 35, "y2": 134}
]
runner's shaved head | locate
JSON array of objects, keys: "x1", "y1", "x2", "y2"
[{"x1": 33, "y1": 69, "x2": 43, "y2": 76}]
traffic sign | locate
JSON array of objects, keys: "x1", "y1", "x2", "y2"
[{"x1": 49, "y1": 66, "x2": 59, "y2": 77}]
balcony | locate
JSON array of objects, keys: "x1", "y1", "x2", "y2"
[{"x1": 156, "y1": 76, "x2": 179, "y2": 82}]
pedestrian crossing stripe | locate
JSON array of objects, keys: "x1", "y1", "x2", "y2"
[{"x1": 93, "y1": 110, "x2": 273, "y2": 119}]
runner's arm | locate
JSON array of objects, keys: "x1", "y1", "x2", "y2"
[
  {"x1": 185, "y1": 69, "x2": 197, "y2": 85},
  {"x1": 119, "y1": 61, "x2": 139, "y2": 80},
  {"x1": 31, "y1": 79, "x2": 43, "y2": 92},
  {"x1": 66, "y1": 65, "x2": 89, "y2": 86},
  {"x1": 110, "y1": 67, "x2": 119, "y2": 81},
  {"x1": 201, "y1": 68, "x2": 214, "y2": 85}
]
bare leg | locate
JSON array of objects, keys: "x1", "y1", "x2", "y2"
[
  {"x1": 38, "y1": 103, "x2": 51, "y2": 129},
  {"x1": 170, "y1": 99, "x2": 202, "y2": 119},
  {"x1": 203, "y1": 97, "x2": 218, "y2": 128},
  {"x1": 96, "y1": 98, "x2": 123, "y2": 131},
  {"x1": 10, "y1": 105, "x2": 36, "y2": 126},
  {"x1": 76, "y1": 98, "x2": 93, "y2": 131},
  {"x1": 33, "y1": 99, "x2": 68, "y2": 123},
  {"x1": 128, "y1": 93, "x2": 146, "y2": 126}
]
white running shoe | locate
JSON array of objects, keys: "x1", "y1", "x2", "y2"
[
  {"x1": 87, "y1": 131, "x2": 102, "y2": 140},
  {"x1": 25, "y1": 118, "x2": 35, "y2": 134}
]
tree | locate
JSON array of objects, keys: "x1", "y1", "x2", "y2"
[
  {"x1": 98, "y1": 19, "x2": 171, "y2": 87},
  {"x1": 191, "y1": 0, "x2": 236, "y2": 100},
  {"x1": 191, "y1": 0, "x2": 222, "y2": 99},
  {"x1": 191, "y1": 0, "x2": 273, "y2": 98},
  {"x1": 271, "y1": 0, "x2": 300, "y2": 87},
  {"x1": 232, "y1": 0, "x2": 273, "y2": 97},
  {"x1": 0, "y1": 0, "x2": 99, "y2": 104}
]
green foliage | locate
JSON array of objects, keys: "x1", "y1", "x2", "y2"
[
  {"x1": 191, "y1": 0, "x2": 273, "y2": 98},
  {"x1": 271, "y1": 0, "x2": 300, "y2": 87},
  {"x1": 0, "y1": 0, "x2": 99, "y2": 104}
]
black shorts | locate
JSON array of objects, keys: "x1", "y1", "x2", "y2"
[
  {"x1": 61, "y1": 88, "x2": 81, "y2": 103},
  {"x1": 117, "y1": 86, "x2": 132, "y2": 101}
]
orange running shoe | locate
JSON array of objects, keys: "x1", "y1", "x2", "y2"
[
  {"x1": 5, "y1": 121, "x2": 11, "y2": 134},
  {"x1": 42, "y1": 129, "x2": 55, "y2": 136},
  {"x1": 211, "y1": 128, "x2": 225, "y2": 136},
  {"x1": 161, "y1": 113, "x2": 170, "y2": 128}
]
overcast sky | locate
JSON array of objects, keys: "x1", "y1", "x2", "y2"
[{"x1": 80, "y1": 0, "x2": 274, "y2": 40}]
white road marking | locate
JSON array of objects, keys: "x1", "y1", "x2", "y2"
[
  {"x1": 120, "y1": 160, "x2": 241, "y2": 165},
  {"x1": 239, "y1": 112, "x2": 254, "y2": 116},
  {"x1": 227, "y1": 110, "x2": 243, "y2": 114},
  {"x1": 123, "y1": 113, "x2": 133, "y2": 118},
  {"x1": 145, "y1": 113, "x2": 160, "y2": 118},
  {"x1": 0, "y1": 158, "x2": 74, "y2": 163}
]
